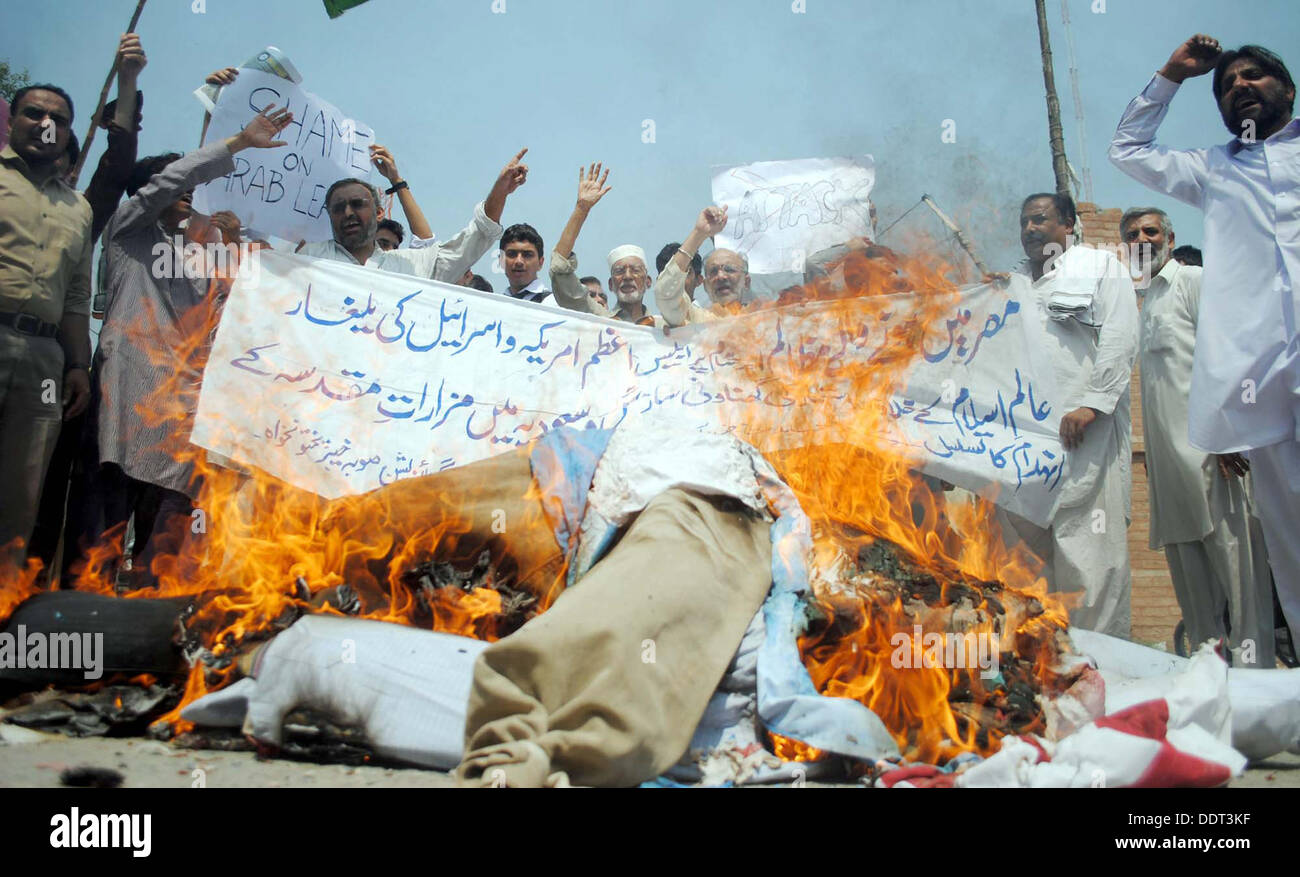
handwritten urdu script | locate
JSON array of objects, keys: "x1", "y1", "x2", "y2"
[{"x1": 192, "y1": 251, "x2": 1067, "y2": 525}]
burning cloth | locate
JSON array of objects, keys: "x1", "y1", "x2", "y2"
[{"x1": 454, "y1": 420, "x2": 895, "y2": 786}]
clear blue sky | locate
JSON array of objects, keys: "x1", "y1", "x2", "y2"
[{"x1": 5, "y1": 0, "x2": 1298, "y2": 290}]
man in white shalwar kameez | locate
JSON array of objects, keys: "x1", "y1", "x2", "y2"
[
  {"x1": 296, "y1": 148, "x2": 531, "y2": 282},
  {"x1": 1109, "y1": 35, "x2": 1300, "y2": 648},
  {"x1": 1123, "y1": 207, "x2": 1274, "y2": 665},
  {"x1": 999, "y1": 193, "x2": 1139, "y2": 638}
]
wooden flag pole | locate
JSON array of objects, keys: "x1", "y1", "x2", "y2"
[
  {"x1": 68, "y1": 0, "x2": 147, "y2": 187},
  {"x1": 921, "y1": 194, "x2": 992, "y2": 278}
]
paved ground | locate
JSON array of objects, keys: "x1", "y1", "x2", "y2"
[{"x1": 2, "y1": 722, "x2": 1296, "y2": 788}]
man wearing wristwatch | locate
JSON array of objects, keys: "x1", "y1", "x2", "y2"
[
  {"x1": 0, "y1": 82, "x2": 93, "y2": 566},
  {"x1": 369, "y1": 144, "x2": 433, "y2": 249},
  {"x1": 297, "y1": 147, "x2": 529, "y2": 282},
  {"x1": 654, "y1": 205, "x2": 745, "y2": 327}
]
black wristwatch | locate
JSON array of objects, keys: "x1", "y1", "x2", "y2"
[{"x1": 385, "y1": 180, "x2": 409, "y2": 195}]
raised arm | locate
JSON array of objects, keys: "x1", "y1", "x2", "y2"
[
  {"x1": 370, "y1": 144, "x2": 433, "y2": 241},
  {"x1": 86, "y1": 33, "x2": 146, "y2": 242},
  {"x1": 1108, "y1": 35, "x2": 1219, "y2": 207},
  {"x1": 112, "y1": 33, "x2": 145, "y2": 131},
  {"x1": 414, "y1": 150, "x2": 522, "y2": 281},
  {"x1": 655, "y1": 206, "x2": 727, "y2": 327},
  {"x1": 550, "y1": 163, "x2": 613, "y2": 315},
  {"x1": 109, "y1": 104, "x2": 292, "y2": 238},
  {"x1": 484, "y1": 147, "x2": 528, "y2": 224}
]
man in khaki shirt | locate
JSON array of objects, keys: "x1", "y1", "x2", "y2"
[{"x1": 0, "y1": 84, "x2": 93, "y2": 564}]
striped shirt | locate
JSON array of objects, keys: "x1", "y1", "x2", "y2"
[{"x1": 97, "y1": 141, "x2": 236, "y2": 497}]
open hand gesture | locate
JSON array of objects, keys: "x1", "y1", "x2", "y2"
[
  {"x1": 1161, "y1": 34, "x2": 1222, "y2": 84},
  {"x1": 231, "y1": 104, "x2": 293, "y2": 151},
  {"x1": 576, "y1": 162, "x2": 612, "y2": 211}
]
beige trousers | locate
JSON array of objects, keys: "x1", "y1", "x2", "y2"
[{"x1": 455, "y1": 488, "x2": 773, "y2": 787}]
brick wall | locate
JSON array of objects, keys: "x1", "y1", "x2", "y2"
[{"x1": 1077, "y1": 202, "x2": 1181, "y2": 648}]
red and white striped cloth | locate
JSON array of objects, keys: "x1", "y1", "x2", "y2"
[{"x1": 878, "y1": 647, "x2": 1247, "y2": 788}]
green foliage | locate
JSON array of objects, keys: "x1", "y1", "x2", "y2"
[{"x1": 0, "y1": 60, "x2": 33, "y2": 102}]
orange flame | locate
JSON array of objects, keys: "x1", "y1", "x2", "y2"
[
  {"x1": 1, "y1": 236, "x2": 1070, "y2": 765},
  {"x1": 710, "y1": 240, "x2": 1070, "y2": 763}
]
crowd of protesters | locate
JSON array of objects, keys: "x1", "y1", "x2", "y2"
[{"x1": 0, "y1": 32, "x2": 1296, "y2": 665}]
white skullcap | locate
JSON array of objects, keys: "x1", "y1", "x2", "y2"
[{"x1": 607, "y1": 245, "x2": 646, "y2": 271}]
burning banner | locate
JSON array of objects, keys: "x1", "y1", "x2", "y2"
[
  {"x1": 4, "y1": 238, "x2": 1288, "y2": 788},
  {"x1": 191, "y1": 250, "x2": 1067, "y2": 524}
]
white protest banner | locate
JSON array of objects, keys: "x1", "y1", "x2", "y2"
[
  {"x1": 192, "y1": 252, "x2": 1066, "y2": 524},
  {"x1": 193, "y1": 69, "x2": 375, "y2": 244},
  {"x1": 711, "y1": 156, "x2": 876, "y2": 275}
]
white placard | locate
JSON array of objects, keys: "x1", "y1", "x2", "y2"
[
  {"x1": 711, "y1": 156, "x2": 876, "y2": 275},
  {"x1": 194, "y1": 69, "x2": 375, "y2": 244}
]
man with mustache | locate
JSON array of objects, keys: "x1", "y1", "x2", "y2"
[
  {"x1": 581, "y1": 276, "x2": 606, "y2": 309},
  {"x1": 548, "y1": 163, "x2": 661, "y2": 326},
  {"x1": 998, "y1": 192, "x2": 1138, "y2": 638},
  {"x1": 298, "y1": 148, "x2": 528, "y2": 282},
  {"x1": 0, "y1": 82, "x2": 93, "y2": 566},
  {"x1": 654, "y1": 206, "x2": 744, "y2": 326},
  {"x1": 1123, "y1": 207, "x2": 1273, "y2": 665},
  {"x1": 1110, "y1": 35, "x2": 1300, "y2": 653}
]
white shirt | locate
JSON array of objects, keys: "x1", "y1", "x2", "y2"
[
  {"x1": 1138, "y1": 259, "x2": 1236, "y2": 547},
  {"x1": 1109, "y1": 73, "x2": 1300, "y2": 453},
  {"x1": 1016, "y1": 245, "x2": 1139, "y2": 510},
  {"x1": 501, "y1": 275, "x2": 554, "y2": 306},
  {"x1": 297, "y1": 200, "x2": 501, "y2": 282}
]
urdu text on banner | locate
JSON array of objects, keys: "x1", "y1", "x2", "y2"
[{"x1": 192, "y1": 251, "x2": 1067, "y2": 525}]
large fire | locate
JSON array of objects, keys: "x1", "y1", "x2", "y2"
[{"x1": 1, "y1": 233, "x2": 1070, "y2": 764}]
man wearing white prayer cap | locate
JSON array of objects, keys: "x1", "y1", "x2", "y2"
[
  {"x1": 605, "y1": 244, "x2": 658, "y2": 326},
  {"x1": 547, "y1": 163, "x2": 662, "y2": 327}
]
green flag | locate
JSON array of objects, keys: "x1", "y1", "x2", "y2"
[{"x1": 323, "y1": 0, "x2": 371, "y2": 18}]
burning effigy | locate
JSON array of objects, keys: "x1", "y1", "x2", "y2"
[{"x1": 2, "y1": 243, "x2": 1295, "y2": 787}]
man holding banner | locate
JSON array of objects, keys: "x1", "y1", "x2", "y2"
[{"x1": 998, "y1": 193, "x2": 1139, "y2": 638}]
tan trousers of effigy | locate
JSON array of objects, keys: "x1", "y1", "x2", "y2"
[{"x1": 454, "y1": 486, "x2": 773, "y2": 788}]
